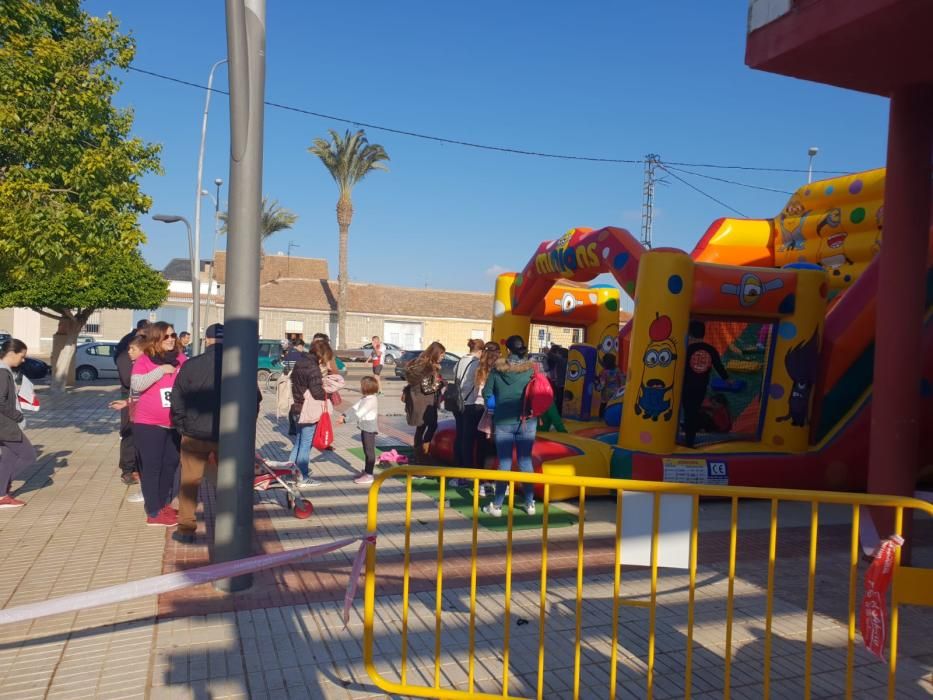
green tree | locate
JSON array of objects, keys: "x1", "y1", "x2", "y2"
[
  {"x1": 0, "y1": 250, "x2": 168, "y2": 387},
  {"x1": 219, "y1": 196, "x2": 299, "y2": 251},
  {"x1": 0, "y1": 0, "x2": 163, "y2": 386},
  {"x1": 308, "y1": 129, "x2": 389, "y2": 349}
]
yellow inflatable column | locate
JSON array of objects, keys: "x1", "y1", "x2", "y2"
[
  {"x1": 585, "y1": 286, "x2": 622, "y2": 366},
  {"x1": 761, "y1": 267, "x2": 827, "y2": 452},
  {"x1": 490, "y1": 273, "x2": 531, "y2": 351},
  {"x1": 619, "y1": 251, "x2": 695, "y2": 454}
]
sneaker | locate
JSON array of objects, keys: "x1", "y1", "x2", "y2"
[
  {"x1": 127, "y1": 491, "x2": 145, "y2": 503},
  {"x1": 0, "y1": 495, "x2": 25, "y2": 509},
  {"x1": 160, "y1": 505, "x2": 179, "y2": 517},
  {"x1": 297, "y1": 477, "x2": 322, "y2": 488},
  {"x1": 172, "y1": 531, "x2": 195, "y2": 545},
  {"x1": 353, "y1": 473, "x2": 375, "y2": 485},
  {"x1": 146, "y1": 511, "x2": 177, "y2": 527},
  {"x1": 482, "y1": 503, "x2": 502, "y2": 518},
  {"x1": 524, "y1": 502, "x2": 536, "y2": 516},
  {"x1": 121, "y1": 472, "x2": 139, "y2": 485}
]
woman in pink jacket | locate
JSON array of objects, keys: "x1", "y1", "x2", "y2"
[{"x1": 132, "y1": 321, "x2": 186, "y2": 526}]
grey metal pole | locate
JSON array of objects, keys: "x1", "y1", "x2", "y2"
[
  {"x1": 193, "y1": 59, "x2": 227, "y2": 356},
  {"x1": 214, "y1": 0, "x2": 265, "y2": 593}
]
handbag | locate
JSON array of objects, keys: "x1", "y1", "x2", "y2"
[
  {"x1": 477, "y1": 408, "x2": 494, "y2": 437},
  {"x1": 312, "y1": 408, "x2": 334, "y2": 450},
  {"x1": 298, "y1": 390, "x2": 333, "y2": 424}
]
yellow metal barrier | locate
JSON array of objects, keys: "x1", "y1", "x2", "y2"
[{"x1": 361, "y1": 466, "x2": 933, "y2": 699}]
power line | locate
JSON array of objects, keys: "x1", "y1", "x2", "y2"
[
  {"x1": 128, "y1": 67, "x2": 641, "y2": 164},
  {"x1": 126, "y1": 66, "x2": 851, "y2": 174},
  {"x1": 662, "y1": 164, "x2": 794, "y2": 195},
  {"x1": 656, "y1": 163, "x2": 748, "y2": 218}
]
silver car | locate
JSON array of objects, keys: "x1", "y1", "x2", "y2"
[{"x1": 75, "y1": 342, "x2": 119, "y2": 381}]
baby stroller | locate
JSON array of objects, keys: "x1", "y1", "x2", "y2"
[{"x1": 254, "y1": 454, "x2": 314, "y2": 519}]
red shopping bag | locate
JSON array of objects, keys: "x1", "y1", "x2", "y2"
[
  {"x1": 860, "y1": 534, "x2": 904, "y2": 661},
  {"x1": 313, "y1": 407, "x2": 334, "y2": 450}
]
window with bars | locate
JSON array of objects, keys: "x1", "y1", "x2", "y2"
[{"x1": 85, "y1": 312, "x2": 102, "y2": 334}]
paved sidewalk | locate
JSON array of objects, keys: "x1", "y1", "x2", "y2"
[{"x1": 0, "y1": 372, "x2": 931, "y2": 699}]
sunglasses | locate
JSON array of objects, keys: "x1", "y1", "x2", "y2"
[{"x1": 163, "y1": 333, "x2": 177, "y2": 340}]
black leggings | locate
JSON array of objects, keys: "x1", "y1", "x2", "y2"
[
  {"x1": 361, "y1": 431, "x2": 377, "y2": 475},
  {"x1": 134, "y1": 424, "x2": 180, "y2": 518},
  {"x1": 454, "y1": 405, "x2": 485, "y2": 467},
  {"x1": 414, "y1": 407, "x2": 439, "y2": 456}
]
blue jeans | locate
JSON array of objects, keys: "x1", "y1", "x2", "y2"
[
  {"x1": 493, "y1": 420, "x2": 537, "y2": 507},
  {"x1": 288, "y1": 420, "x2": 318, "y2": 478}
]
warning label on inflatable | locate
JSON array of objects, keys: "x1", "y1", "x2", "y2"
[{"x1": 662, "y1": 458, "x2": 728, "y2": 486}]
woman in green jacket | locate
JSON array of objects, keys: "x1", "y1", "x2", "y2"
[{"x1": 482, "y1": 335, "x2": 536, "y2": 517}]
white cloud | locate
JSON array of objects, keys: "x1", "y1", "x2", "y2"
[{"x1": 485, "y1": 264, "x2": 509, "y2": 279}]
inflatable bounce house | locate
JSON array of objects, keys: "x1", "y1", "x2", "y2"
[{"x1": 431, "y1": 168, "x2": 933, "y2": 496}]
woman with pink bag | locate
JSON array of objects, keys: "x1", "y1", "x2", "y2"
[{"x1": 288, "y1": 340, "x2": 327, "y2": 487}]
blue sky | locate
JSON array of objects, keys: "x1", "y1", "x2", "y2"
[{"x1": 87, "y1": 1, "x2": 889, "y2": 293}]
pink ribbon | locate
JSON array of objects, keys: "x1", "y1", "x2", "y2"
[
  {"x1": 343, "y1": 534, "x2": 377, "y2": 627},
  {"x1": 0, "y1": 534, "x2": 376, "y2": 627}
]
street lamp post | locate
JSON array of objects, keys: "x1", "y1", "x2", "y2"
[
  {"x1": 807, "y1": 146, "x2": 819, "y2": 184},
  {"x1": 152, "y1": 214, "x2": 199, "y2": 355},
  {"x1": 193, "y1": 59, "x2": 228, "y2": 350},
  {"x1": 202, "y1": 178, "x2": 224, "y2": 327}
]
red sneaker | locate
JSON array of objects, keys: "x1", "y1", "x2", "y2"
[
  {"x1": 0, "y1": 495, "x2": 25, "y2": 509},
  {"x1": 146, "y1": 511, "x2": 178, "y2": 527},
  {"x1": 160, "y1": 504, "x2": 179, "y2": 517}
]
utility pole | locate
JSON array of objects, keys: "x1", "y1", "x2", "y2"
[
  {"x1": 640, "y1": 154, "x2": 659, "y2": 249},
  {"x1": 214, "y1": 0, "x2": 265, "y2": 593}
]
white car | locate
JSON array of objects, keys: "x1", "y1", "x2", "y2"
[{"x1": 75, "y1": 342, "x2": 119, "y2": 381}]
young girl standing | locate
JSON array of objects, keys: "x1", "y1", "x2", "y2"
[{"x1": 339, "y1": 376, "x2": 380, "y2": 485}]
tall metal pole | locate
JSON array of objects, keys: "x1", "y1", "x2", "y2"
[
  {"x1": 640, "y1": 154, "x2": 659, "y2": 249},
  {"x1": 215, "y1": 0, "x2": 265, "y2": 592},
  {"x1": 193, "y1": 59, "x2": 228, "y2": 355},
  {"x1": 202, "y1": 179, "x2": 223, "y2": 329}
]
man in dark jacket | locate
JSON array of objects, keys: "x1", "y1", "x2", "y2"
[
  {"x1": 169, "y1": 323, "x2": 261, "y2": 544},
  {"x1": 115, "y1": 320, "x2": 148, "y2": 485},
  {"x1": 682, "y1": 321, "x2": 730, "y2": 447}
]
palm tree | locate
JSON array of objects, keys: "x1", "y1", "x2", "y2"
[
  {"x1": 219, "y1": 196, "x2": 298, "y2": 251},
  {"x1": 308, "y1": 129, "x2": 389, "y2": 350}
]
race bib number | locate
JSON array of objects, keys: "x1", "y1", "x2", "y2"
[{"x1": 160, "y1": 387, "x2": 173, "y2": 408}]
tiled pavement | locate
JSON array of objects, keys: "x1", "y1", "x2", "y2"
[{"x1": 0, "y1": 370, "x2": 931, "y2": 698}]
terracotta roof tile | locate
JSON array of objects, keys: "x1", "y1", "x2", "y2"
[
  {"x1": 211, "y1": 252, "x2": 329, "y2": 285},
  {"x1": 258, "y1": 278, "x2": 493, "y2": 319}
]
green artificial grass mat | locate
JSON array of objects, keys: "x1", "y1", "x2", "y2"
[{"x1": 346, "y1": 445, "x2": 577, "y2": 531}]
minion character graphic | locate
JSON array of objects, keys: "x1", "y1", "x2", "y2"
[
  {"x1": 596, "y1": 323, "x2": 620, "y2": 369},
  {"x1": 634, "y1": 314, "x2": 678, "y2": 422},
  {"x1": 562, "y1": 344, "x2": 599, "y2": 420},
  {"x1": 778, "y1": 198, "x2": 810, "y2": 252}
]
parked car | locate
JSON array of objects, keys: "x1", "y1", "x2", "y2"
[
  {"x1": 75, "y1": 342, "x2": 119, "y2": 381},
  {"x1": 337, "y1": 342, "x2": 403, "y2": 364},
  {"x1": 257, "y1": 339, "x2": 284, "y2": 384},
  {"x1": 394, "y1": 350, "x2": 460, "y2": 382},
  {"x1": 77, "y1": 335, "x2": 95, "y2": 345},
  {"x1": 17, "y1": 358, "x2": 51, "y2": 382}
]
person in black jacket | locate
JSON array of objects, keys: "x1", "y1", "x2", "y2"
[
  {"x1": 169, "y1": 324, "x2": 261, "y2": 544},
  {"x1": 0, "y1": 339, "x2": 36, "y2": 509},
  {"x1": 288, "y1": 343, "x2": 327, "y2": 486},
  {"x1": 114, "y1": 320, "x2": 149, "y2": 485}
]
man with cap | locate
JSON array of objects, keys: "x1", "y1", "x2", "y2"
[{"x1": 169, "y1": 323, "x2": 261, "y2": 544}]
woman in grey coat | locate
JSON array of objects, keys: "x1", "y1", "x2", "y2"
[{"x1": 0, "y1": 338, "x2": 37, "y2": 509}]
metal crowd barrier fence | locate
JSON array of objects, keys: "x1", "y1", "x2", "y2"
[{"x1": 361, "y1": 466, "x2": 933, "y2": 700}]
